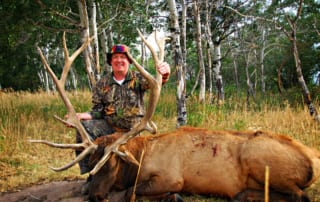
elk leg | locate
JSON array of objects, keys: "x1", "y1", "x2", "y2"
[
  {"x1": 108, "y1": 175, "x2": 184, "y2": 202},
  {"x1": 134, "y1": 175, "x2": 183, "y2": 201},
  {"x1": 136, "y1": 175, "x2": 183, "y2": 194}
]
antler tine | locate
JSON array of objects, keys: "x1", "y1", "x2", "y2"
[
  {"x1": 37, "y1": 33, "x2": 95, "y2": 142},
  {"x1": 89, "y1": 29, "x2": 168, "y2": 175},
  {"x1": 28, "y1": 139, "x2": 98, "y2": 171},
  {"x1": 28, "y1": 139, "x2": 84, "y2": 149},
  {"x1": 155, "y1": 32, "x2": 170, "y2": 63},
  {"x1": 137, "y1": 29, "x2": 169, "y2": 84},
  {"x1": 49, "y1": 146, "x2": 98, "y2": 171},
  {"x1": 30, "y1": 32, "x2": 98, "y2": 171}
]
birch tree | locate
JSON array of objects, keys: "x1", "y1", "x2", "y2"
[
  {"x1": 89, "y1": 1, "x2": 101, "y2": 81},
  {"x1": 204, "y1": 0, "x2": 214, "y2": 103},
  {"x1": 259, "y1": 25, "x2": 267, "y2": 93},
  {"x1": 226, "y1": 0, "x2": 320, "y2": 120},
  {"x1": 77, "y1": 0, "x2": 96, "y2": 89},
  {"x1": 287, "y1": 0, "x2": 319, "y2": 120},
  {"x1": 96, "y1": 2, "x2": 110, "y2": 75},
  {"x1": 204, "y1": 0, "x2": 242, "y2": 104},
  {"x1": 168, "y1": 0, "x2": 187, "y2": 127},
  {"x1": 191, "y1": 0, "x2": 206, "y2": 103}
]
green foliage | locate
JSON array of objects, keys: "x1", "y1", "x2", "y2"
[{"x1": 0, "y1": 0, "x2": 319, "y2": 103}]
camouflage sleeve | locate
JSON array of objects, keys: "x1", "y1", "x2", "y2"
[
  {"x1": 90, "y1": 78, "x2": 106, "y2": 119},
  {"x1": 136, "y1": 72, "x2": 150, "y2": 90},
  {"x1": 162, "y1": 73, "x2": 170, "y2": 85}
]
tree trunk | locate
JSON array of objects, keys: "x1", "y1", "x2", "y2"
[
  {"x1": 192, "y1": 0, "x2": 206, "y2": 103},
  {"x1": 259, "y1": 26, "x2": 266, "y2": 93},
  {"x1": 140, "y1": 28, "x2": 146, "y2": 67},
  {"x1": 70, "y1": 67, "x2": 78, "y2": 90},
  {"x1": 78, "y1": 0, "x2": 96, "y2": 89},
  {"x1": 291, "y1": 24, "x2": 319, "y2": 119},
  {"x1": 233, "y1": 56, "x2": 239, "y2": 94},
  {"x1": 207, "y1": 43, "x2": 213, "y2": 103},
  {"x1": 229, "y1": 41, "x2": 240, "y2": 94},
  {"x1": 253, "y1": 49, "x2": 258, "y2": 91},
  {"x1": 97, "y1": 2, "x2": 109, "y2": 75},
  {"x1": 204, "y1": 0, "x2": 213, "y2": 104},
  {"x1": 244, "y1": 51, "x2": 255, "y2": 111},
  {"x1": 38, "y1": 48, "x2": 51, "y2": 93},
  {"x1": 277, "y1": 58, "x2": 287, "y2": 94},
  {"x1": 213, "y1": 41, "x2": 224, "y2": 104},
  {"x1": 89, "y1": 1, "x2": 101, "y2": 81},
  {"x1": 181, "y1": 0, "x2": 187, "y2": 78},
  {"x1": 168, "y1": 0, "x2": 187, "y2": 127},
  {"x1": 287, "y1": 0, "x2": 319, "y2": 120}
]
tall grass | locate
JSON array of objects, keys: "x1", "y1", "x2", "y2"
[
  {"x1": 0, "y1": 89, "x2": 319, "y2": 200},
  {"x1": 0, "y1": 91, "x2": 91, "y2": 192}
]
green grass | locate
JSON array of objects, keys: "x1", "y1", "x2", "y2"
[{"x1": 0, "y1": 89, "x2": 320, "y2": 201}]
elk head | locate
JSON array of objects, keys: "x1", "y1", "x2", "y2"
[{"x1": 29, "y1": 30, "x2": 169, "y2": 174}]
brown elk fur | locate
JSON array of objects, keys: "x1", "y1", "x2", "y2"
[{"x1": 86, "y1": 126, "x2": 320, "y2": 202}]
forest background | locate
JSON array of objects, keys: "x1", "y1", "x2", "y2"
[
  {"x1": 1, "y1": 0, "x2": 320, "y2": 200},
  {"x1": 1, "y1": 0, "x2": 320, "y2": 125},
  {"x1": 0, "y1": 0, "x2": 320, "y2": 115}
]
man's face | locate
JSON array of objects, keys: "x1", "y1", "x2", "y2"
[{"x1": 111, "y1": 53, "x2": 130, "y2": 74}]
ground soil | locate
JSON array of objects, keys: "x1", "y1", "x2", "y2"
[
  {"x1": 1, "y1": 180, "x2": 319, "y2": 202},
  {"x1": 0, "y1": 180, "x2": 86, "y2": 202}
]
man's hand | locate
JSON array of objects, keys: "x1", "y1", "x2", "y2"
[
  {"x1": 64, "y1": 112, "x2": 92, "y2": 127},
  {"x1": 76, "y1": 112, "x2": 93, "y2": 120},
  {"x1": 156, "y1": 62, "x2": 170, "y2": 76}
]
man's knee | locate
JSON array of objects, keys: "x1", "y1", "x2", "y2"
[{"x1": 81, "y1": 119, "x2": 114, "y2": 140}]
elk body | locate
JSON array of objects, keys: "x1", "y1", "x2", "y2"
[{"x1": 88, "y1": 127, "x2": 320, "y2": 202}]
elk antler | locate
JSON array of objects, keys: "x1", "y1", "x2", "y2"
[
  {"x1": 29, "y1": 32, "x2": 97, "y2": 171},
  {"x1": 90, "y1": 29, "x2": 169, "y2": 175}
]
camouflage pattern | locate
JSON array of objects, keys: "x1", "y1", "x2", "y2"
[
  {"x1": 90, "y1": 69, "x2": 150, "y2": 130},
  {"x1": 76, "y1": 119, "x2": 115, "y2": 174}
]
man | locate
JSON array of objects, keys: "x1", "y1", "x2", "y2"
[{"x1": 74, "y1": 44, "x2": 170, "y2": 194}]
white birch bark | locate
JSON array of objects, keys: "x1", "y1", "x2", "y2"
[
  {"x1": 213, "y1": 41, "x2": 224, "y2": 103},
  {"x1": 78, "y1": 0, "x2": 95, "y2": 89},
  {"x1": 168, "y1": 0, "x2": 187, "y2": 127},
  {"x1": 204, "y1": 0, "x2": 214, "y2": 103},
  {"x1": 192, "y1": 0, "x2": 205, "y2": 103},
  {"x1": 70, "y1": 67, "x2": 77, "y2": 90},
  {"x1": 89, "y1": 1, "x2": 101, "y2": 81},
  {"x1": 259, "y1": 26, "x2": 266, "y2": 93}
]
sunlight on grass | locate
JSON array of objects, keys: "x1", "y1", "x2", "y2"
[{"x1": 0, "y1": 91, "x2": 89, "y2": 192}]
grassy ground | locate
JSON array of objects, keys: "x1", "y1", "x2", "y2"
[{"x1": 0, "y1": 89, "x2": 320, "y2": 201}]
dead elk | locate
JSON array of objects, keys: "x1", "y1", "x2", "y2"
[{"x1": 87, "y1": 127, "x2": 320, "y2": 202}]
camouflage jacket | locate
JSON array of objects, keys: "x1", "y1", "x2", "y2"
[{"x1": 90, "y1": 70, "x2": 150, "y2": 130}]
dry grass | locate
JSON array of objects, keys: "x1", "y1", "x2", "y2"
[
  {"x1": 0, "y1": 91, "x2": 91, "y2": 192},
  {"x1": 0, "y1": 90, "x2": 320, "y2": 201}
]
